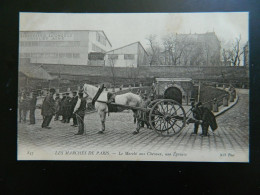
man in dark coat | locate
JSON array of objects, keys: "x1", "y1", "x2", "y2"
[
  {"x1": 29, "y1": 91, "x2": 38, "y2": 125},
  {"x1": 54, "y1": 93, "x2": 61, "y2": 121},
  {"x1": 63, "y1": 92, "x2": 72, "y2": 123},
  {"x1": 73, "y1": 91, "x2": 87, "y2": 135},
  {"x1": 60, "y1": 93, "x2": 66, "y2": 122},
  {"x1": 69, "y1": 91, "x2": 78, "y2": 127},
  {"x1": 190, "y1": 102, "x2": 218, "y2": 136},
  {"x1": 41, "y1": 88, "x2": 56, "y2": 129},
  {"x1": 19, "y1": 92, "x2": 30, "y2": 123}
]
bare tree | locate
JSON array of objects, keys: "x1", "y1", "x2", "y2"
[
  {"x1": 108, "y1": 56, "x2": 117, "y2": 92},
  {"x1": 162, "y1": 34, "x2": 176, "y2": 65},
  {"x1": 227, "y1": 35, "x2": 244, "y2": 66},
  {"x1": 146, "y1": 35, "x2": 161, "y2": 65}
]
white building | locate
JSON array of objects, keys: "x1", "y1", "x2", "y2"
[
  {"x1": 19, "y1": 30, "x2": 112, "y2": 65},
  {"x1": 104, "y1": 42, "x2": 149, "y2": 67}
]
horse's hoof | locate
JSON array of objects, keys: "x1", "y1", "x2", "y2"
[
  {"x1": 98, "y1": 131, "x2": 104, "y2": 134},
  {"x1": 132, "y1": 131, "x2": 139, "y2": 135}
]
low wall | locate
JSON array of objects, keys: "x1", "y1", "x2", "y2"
[{"x1": 41, "y1": 64, "x2": 249, "y2": 84}]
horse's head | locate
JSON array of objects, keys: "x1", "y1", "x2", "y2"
[{"x1": 82, "y1": 83, "x2": 98, "y2": 99}]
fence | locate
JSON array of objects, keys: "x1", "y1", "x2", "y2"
[{"x1": 200, "y1": 82, "x2": 237, "y2": 113}]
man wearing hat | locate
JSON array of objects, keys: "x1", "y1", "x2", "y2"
[
  {"x1": 60, "y1": 93, "x2": 66, "y2": 122},
  {"x1": 63, "y1": 92, "x2": 72, "y2": 123},
  {"x1": 190, "y1": 102, "x2": 218, "y2": 136},
  {"x1": 54, "y1": 93, "x2": 61, "y2": 121},
  {"x1": 69, "y1": 91, "x2": 78, "y2": 127},
  {"x1": 29, "y1": 90, "x2": 38, "y2": 125},
  {"x1": 73, "y1": 91, "x2": 87, "y2": 135},
  {"x1": 41, "y1": 88, "x2": 56, "y2": 129}
]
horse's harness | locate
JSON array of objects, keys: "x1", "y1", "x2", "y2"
[{"x1": 91, "y1": 84, "x2": 115, "y2": 106}]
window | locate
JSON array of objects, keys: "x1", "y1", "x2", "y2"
[
  {"x1": 92, "y1": 43, "x2": 106, "y2": 53},
  {"x1": 124, "y1": 54, "x2": 135, "y2": 60},
  {"x1": 108, "y1": 54, "x2": 118, "y2": 60},
  {"x1": 19, "y1": 53, "x2": 31, "y2": 58},
  {"x1": 73, "y1": 53, "x2": 80, "y2": 58},
  {"x1": 19, "y1": 41, "x2": 80, "y2": 47},
  {"x1": 96, "y1": 32, "x2": 107, "y2": 46}
]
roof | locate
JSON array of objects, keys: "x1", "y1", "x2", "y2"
[
  {"x1": 106, "y1": 41, "x2": 148, "y2": 56},
  {"x1": 20, "y1": 30, "x2": 112, "y2": 47},
  {"x1": 155, "y1": 78, "x2": 192, "y2": 82},
  {"x1": 19, "y1": 64, "x2": 54, "y2": 80}
]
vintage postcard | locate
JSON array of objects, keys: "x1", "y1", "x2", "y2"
[{"x1": 18, "y1": 12, "x2": 249, "y2": 162}]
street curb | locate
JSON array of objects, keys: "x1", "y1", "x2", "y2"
[{"x1": 214, "y1": 94, "x2": 239, "y2": 117}]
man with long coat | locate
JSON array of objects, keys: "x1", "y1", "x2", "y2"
[
  {"x1": 60, "y1": 93, "x2": 66, "y2": 122},
  {"x1": 62, "y1": 92, "x2": 71, "y2": 123},
  {"x1": 54, "y1": 93, "x2": 61, "y2": 121},
  {"x1": 190, "y1": 102, "x2": 218, "y2": 136},
  {"x1": 29, "y1": 91, "x2": 38, "y2": 125},
  {"x1": 19, "y1": 92, "x2": 30, "y2": 123},
  {"x1": 73, "y1": 91, "x2": 87, "y2": 135},
  {"x1": 41, "y1": 88, "x2": 56, "y2": 129},
  {"x1": 69, "y1": 91, "x2": 78, "y2": 127}
]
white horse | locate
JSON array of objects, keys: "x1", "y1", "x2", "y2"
[{"x1": 83, "y1": 83, "x2": 143, "y2": 134}]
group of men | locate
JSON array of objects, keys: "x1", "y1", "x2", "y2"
[
  {"x1": 18, "y1": 90, "x2": 38, "y2": 125},
  {"x1": 54, "y1": 91, "x2": 79, "y2": 126},
  {"x1": 41, "y1": 88, "x2": 87, "y2": 135}
]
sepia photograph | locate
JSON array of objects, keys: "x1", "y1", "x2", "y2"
[{"x1": 17, "y1": 12, "x2": 249, "y2": 162}]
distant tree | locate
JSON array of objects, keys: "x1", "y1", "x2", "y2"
[
  {"x1": 227, "y1": 35, "x2": 244, "y2": 66},
  {"x1": 108, "y1": 56, "x2": 117, "y2": 92},
  {"x1": 146, "y1": 35, "x2": 161, "y2": 65},
  {"x1": 129, "y1": 64, "x2": 139, "y2": 87}
]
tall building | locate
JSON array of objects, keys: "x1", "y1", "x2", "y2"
[
  {"x1": 105, "y1": 42, "x2": 149, "y2": 67},
  {"x1": 19, "y1": 30, "x2": 112, "y2": 65},
  {"x1": 159, "y1": 32, "x2": 221, "y2": 66}
]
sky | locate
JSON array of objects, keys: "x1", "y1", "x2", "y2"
[{"x1": 20, "y1": 12, "x2": 249, "y2": 50}]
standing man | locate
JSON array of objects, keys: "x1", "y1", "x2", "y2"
[
  {"x1": 64, "y1": 92, "x2": 71, "y2": 123},
  {"x1": 69, "y1": 91, "x2": 78, "y2": 127},
  {"x1": 73, "y1": 91, "x2": 87, "y2": 135},
  {"x1": 41, "y1": 88, "x2": 56, "y2": 129},
  {"x1": 60, "y1": 93, "x2": 66, "y2": 122},
  {"x1": 20, "y1": 92, "x2": 30, "y2": 123},
  {"x1": 54, "y1": 93, "x2": 61, "y2": 121},
  {"x1": 29, "y1": 91, "x2": 38, "y2": 125}
]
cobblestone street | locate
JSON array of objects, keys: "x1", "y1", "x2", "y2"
[{"x1": 18, "y1": 89, "x2": 249, "y2": 162}]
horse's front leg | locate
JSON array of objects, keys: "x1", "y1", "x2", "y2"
[
  {"x1": 133, "y1": 120, "x2": 141, "y2": 135},
  {"x1": 98, "y1": 111, "x2": 106, "y2": 134}
]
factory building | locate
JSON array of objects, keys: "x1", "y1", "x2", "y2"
[
  {"x1": 104, "y1": 42, "x2": 149, "y2": 67},
  {"x1": 19, "y1": 30, "x2": 112, "y2": 65}
]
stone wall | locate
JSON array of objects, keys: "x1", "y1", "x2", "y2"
[{"x1": 41, "y1": 64, "x2": 249, "y2": 87}]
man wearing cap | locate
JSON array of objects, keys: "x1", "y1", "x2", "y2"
[
  {"x1": 54, "y1": 93, "x2": 61, "y2": 121},
  {"x1": 29, "y1": 91, "x2": 38, "y2": 125},
  {"x1": 41, "y1": 88, "x2": 56, "y2": 129},
  {"x1": 190, "y1": 102, "x2": 218, "y2": 136},
  {"x1": 69, "y1": 91, "x2": 78, "y2": 127},
  {"x1": 73, "y1": 91, "x2": 87, "y2": 135}
]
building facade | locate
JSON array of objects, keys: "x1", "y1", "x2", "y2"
[
  {"x1": 104, "y1": 42, "x2": 149, "y2": 67},
  {"x1": 19, "y1": 30, "x2": 112, "y2": 65}
]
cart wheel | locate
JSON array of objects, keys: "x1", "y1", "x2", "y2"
[
  {"x1": 149, "y1": 99, "x2": 186, "y2": 137},
  {"x1": 147, "y1": 99, "x2": 162, "y2": 109}
]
